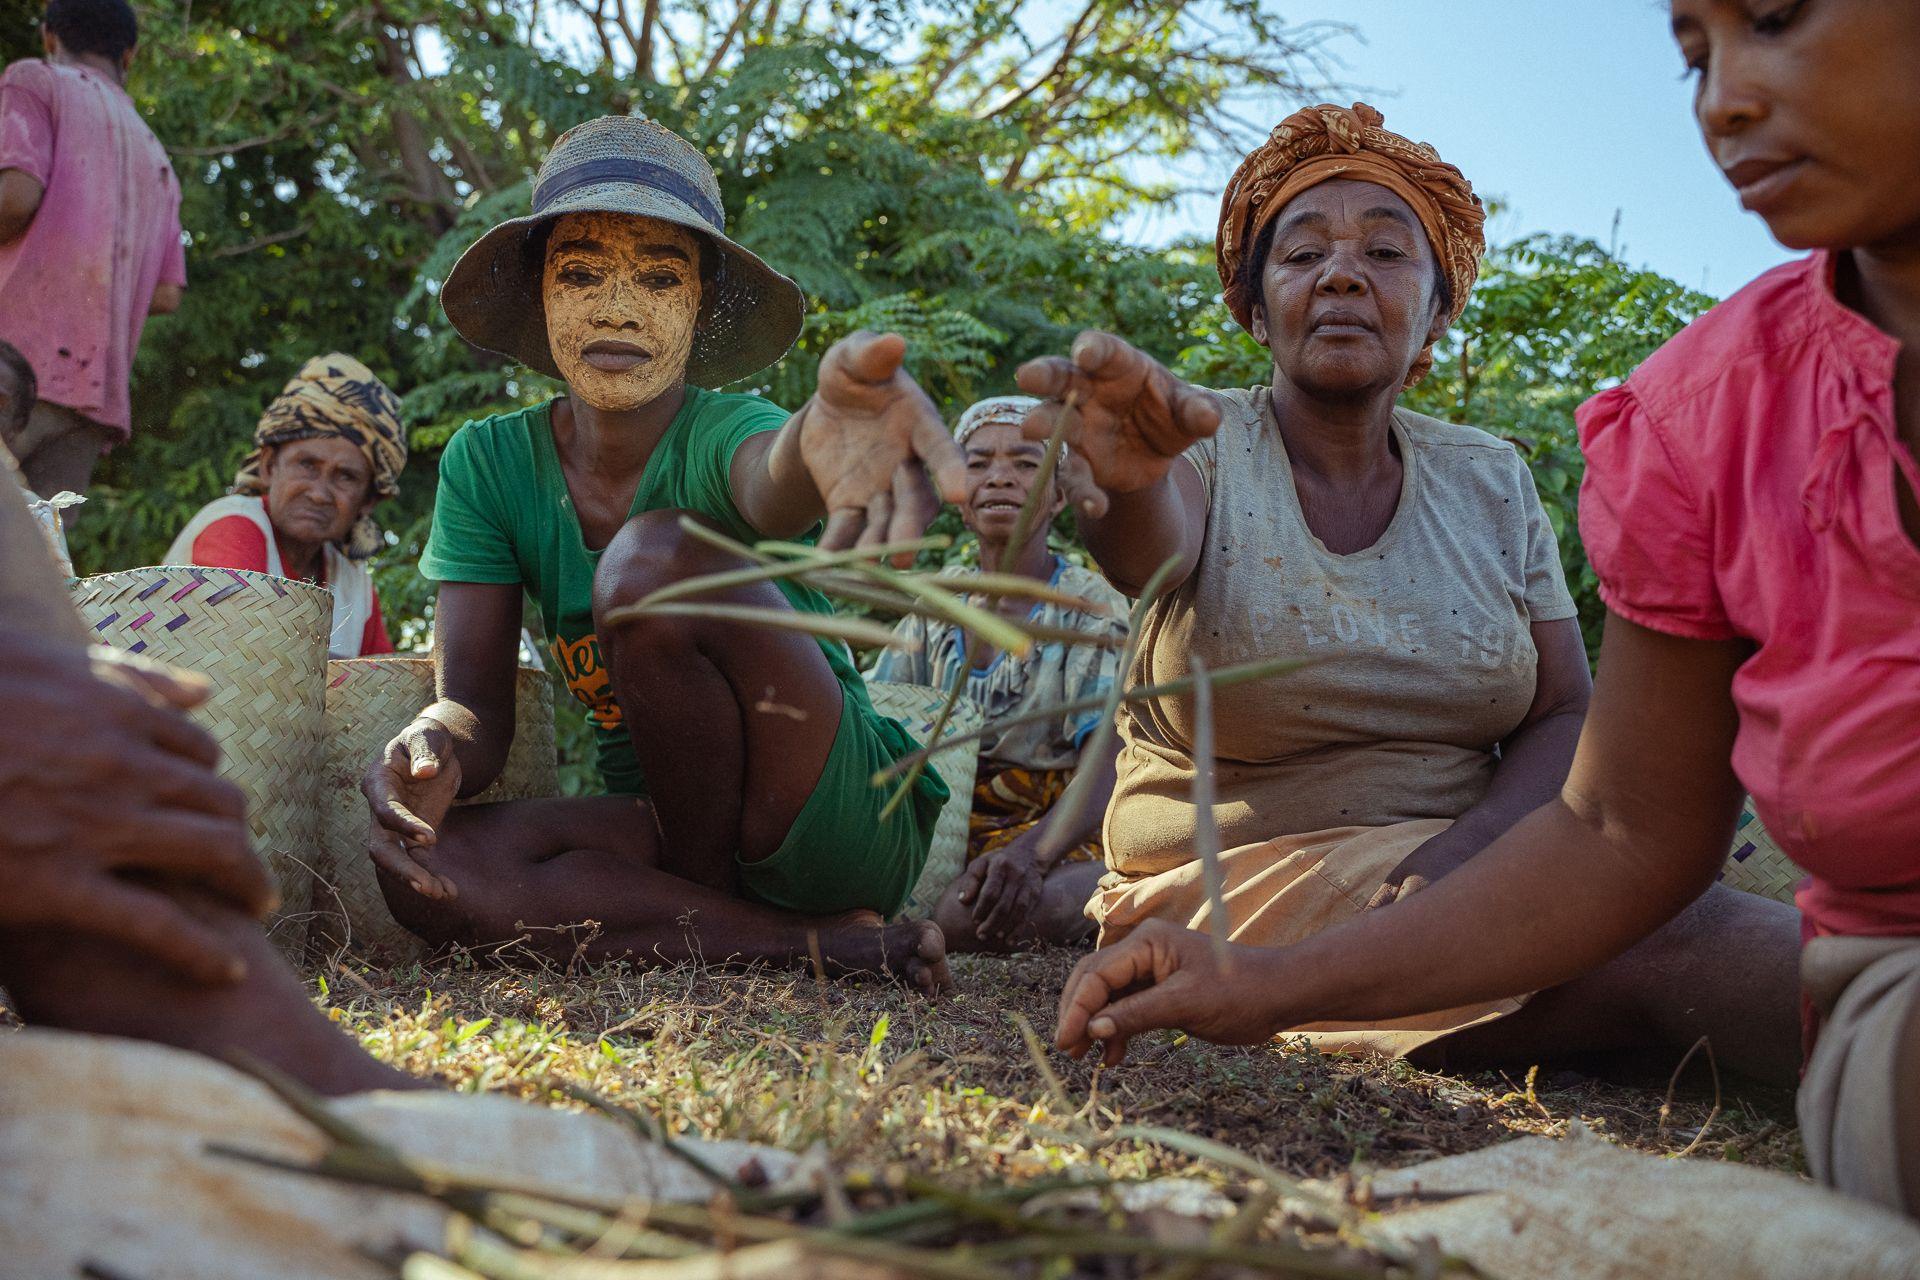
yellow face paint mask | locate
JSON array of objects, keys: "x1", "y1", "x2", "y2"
[{"x1": 542, "y1": 212, "x2": 702, "y2": 412}]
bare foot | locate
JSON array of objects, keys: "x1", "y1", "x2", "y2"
[{"x1": 814, "y1": 915, "x2": 953, "y2": 996}]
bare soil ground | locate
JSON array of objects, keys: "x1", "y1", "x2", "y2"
[{"x1": 315, "y1": 945, "x2": 1804, "y2": 1188}]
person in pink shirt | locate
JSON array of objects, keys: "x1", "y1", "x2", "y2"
[
  {"x1": 0, "y1": 0, "x2": 184, "y2": 501},
  {"x1": 1050, "y1": 0, "x2": 1920, "y2": 1218}
]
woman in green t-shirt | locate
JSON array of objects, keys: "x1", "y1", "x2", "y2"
[{"x1": 360, "y1": 116, "x2": 965, "y2": 994}]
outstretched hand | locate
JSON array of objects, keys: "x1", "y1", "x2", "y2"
[
  {"x1": 802, "y1": 331, "x2": 968, "y2": 561},
  {"x1": 1053, "y1": 919, "x2": 1277, "y2": 1066},
  {"x1": 1016, "y1": 331, "x2": 1222, "y2": 515}
]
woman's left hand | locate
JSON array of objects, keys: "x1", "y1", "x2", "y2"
[
  {"x1": 1365, "y1": 828, "x2": 1482, "y2": 910},
  {"x1": 800, "y1": 331, "x2": 968, "y2": 560},
  {"x1": 956, "y1": 838, "x2": 1046, "y2": 944}
]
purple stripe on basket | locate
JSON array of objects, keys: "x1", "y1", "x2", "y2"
[
  {"x1": 135, "y1": 576, "x2": 169, "y2": 601},
  {"x1": 164, "y1": 613, "x2": 191, "y2": 632},
  {"x1": 269, "y1": 579, "x2": 288, "y2": 597},
  {"x1": 127, "y1": 610, "x2": 156, "y2": 630},
  {"x1": 205, "y1": 579, "x2": 247, "y2": 605},
  {"x1": 92, "y1": 612, "x2": 120, "y2": 631},
  {"x1": 1732, "y1": 842, "x2": 1756, "y2": 862},
  {"x1": 127, "y1": 640, "x2": 147, "y2": 655},
  {"x1": 169, "y1": 569, "x2": 209, "y2": 602}
]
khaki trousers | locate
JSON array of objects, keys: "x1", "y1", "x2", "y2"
[
  {"x1": 1799, "y1": 935, "x2": 1920, "y2": 1216},
  {"x1": 1090, "y1": 820, "x2": 1525, "y2": 1058}
]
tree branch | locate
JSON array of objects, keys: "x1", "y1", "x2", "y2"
[
  {"x1": 656, "y1": 15, "x2": 693, "y2": 82},
  {"x1": 698, "y1": 0, "x2": 755, "y2": 80},
  {"x1": 208, "y1": 222, "x2": 312, "y2": 258},
  {"x1": 166, "y1": 107, "x2": 341, "y2": 158},
  {"x1": 632, "y1": 0, "x2": 660, "y2": 81},
  {"x1": 980, "y1": 0, "x2": 1098, "y2": 119}
]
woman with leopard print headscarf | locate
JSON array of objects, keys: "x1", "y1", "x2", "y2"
[{"x1": 165, "y1": 352, "x2": 407, "y2": 657}]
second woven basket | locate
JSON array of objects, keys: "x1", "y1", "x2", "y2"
[
  {"x1": 1722, "y1": 806, "x2": 1803, "y2": 906},
  {"x1": 316, "y1": 657, "x2": 560, "y2": 962},
  {"x1": 71, "y1": 566, "x2": 329, "y2": 956}
]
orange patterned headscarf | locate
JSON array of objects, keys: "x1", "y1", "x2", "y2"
[{"x1": 1217, "y1": 102, "x2": 1485, "y2": 386}]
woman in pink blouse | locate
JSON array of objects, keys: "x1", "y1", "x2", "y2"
[{"x1": 1053, "y1": 0, "x2": 1920, "y2": 1216}]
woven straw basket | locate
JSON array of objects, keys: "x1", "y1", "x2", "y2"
[
  {"x1": 314, "y1": 657, "x2": 559, "y2": 962},
  {"x1": 865, "y1": 681, "x2": 984, "y2": 920},
  {"x1": 70, "y1": 567, "x2": 329, "y2": 956},
  {"x1": 1722, "y1": 805, "x2": 1803, "y2": 906}
]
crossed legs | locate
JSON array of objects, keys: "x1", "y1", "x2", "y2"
[{"x1": 376, "y1": 510, "x2": 948, "y2": 991}]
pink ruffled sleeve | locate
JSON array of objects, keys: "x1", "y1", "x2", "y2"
[{"x1": 1575, "y1": 385, "x2": 1736, "y2": 641}]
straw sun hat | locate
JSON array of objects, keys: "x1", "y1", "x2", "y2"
[{"x1": 441, "y1": 115, "x2": 806, "y2": 388}]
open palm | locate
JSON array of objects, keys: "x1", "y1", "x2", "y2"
[
  {"x1": 803, "y1": 331, "x2": 967, "y2": 556},
  {"x1": 1015, "y1": 331, "x2": 1221, "y2": 509}
]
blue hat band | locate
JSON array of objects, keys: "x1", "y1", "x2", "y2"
[{"x1": 531, "y1": 157, "x2": 724, "y2": 230}]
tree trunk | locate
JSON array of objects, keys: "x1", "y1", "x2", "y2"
[
  {"x1": 374, "y1": 23, "x2": 460, "y2": 235},
  {"x1": 636, "y1": 0, "x2": 660, "y2": 81}
]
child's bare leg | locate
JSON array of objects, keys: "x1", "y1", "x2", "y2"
[{"x1": 590, "y1": 509, "x2": 851, "y2": 891}]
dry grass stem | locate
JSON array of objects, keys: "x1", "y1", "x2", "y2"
[
  {"x1": 869, "y1": 654, "x2": 1305, "y2": 785},
  {"x1": 1658, "y1": 1035, "x2": 1724, "y2": 1159},
  {"x1": 598, "y1": 601, "x2": 904, "y2": 650},
  {"x1": 848, "y1": 563, "x2": 1034, "y2": 656},
  {"x1": 626, "y1": 534, "x2": 952, "y2": 607},
  {"x1": 1187, "y1": 655, "x2": 1232, "y2": 973}
]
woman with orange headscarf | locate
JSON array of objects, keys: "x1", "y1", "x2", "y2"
[{"x1": 1021, "y1": 104, "x2": 1800, "y2": 1075}]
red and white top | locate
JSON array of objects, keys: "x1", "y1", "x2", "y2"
[
  {"x1": 1577, "y1": 252, "x2": 1920, "y2": 940},
  {"x1": 166, "y1": 494, "x2": 394, "y2": 658}
]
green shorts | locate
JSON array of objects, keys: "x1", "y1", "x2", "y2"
[{"x1": 736, "y1": 689, "x2": 947, "y2": 918}]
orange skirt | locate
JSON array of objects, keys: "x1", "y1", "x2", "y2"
[
  {"x1": 1089, "y1": 820, "x2": 1525, "y2": 1058},
  {"x1": 968, "y1": 765, "x2": 1103, "y2": 864}
]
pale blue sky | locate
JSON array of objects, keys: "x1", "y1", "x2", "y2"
[{"x1": 1123, "y1": 1, "x2": 1797, "y2": 298}]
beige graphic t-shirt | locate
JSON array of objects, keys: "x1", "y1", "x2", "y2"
[{"x1": 1106, "y1": 387, "x2": 1577, "y2": 876}]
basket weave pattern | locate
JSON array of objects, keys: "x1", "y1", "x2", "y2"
[
  {"x1": 866, "y1": 681, "x2": 984, "y2": 921},
  {"x1": 315, "y1": 657, "x2": 559, "y2": 961},
  {"x1": 70, "y1": 567, "x2": 328, "y2": 955},
  {"x1": 1721, "y1": 807, "x2": 1803, "y2": 907}
]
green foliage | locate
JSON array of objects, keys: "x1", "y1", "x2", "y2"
[{"x1": 1174, "y1": 234, "x2": 1715, "y2": 659}]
